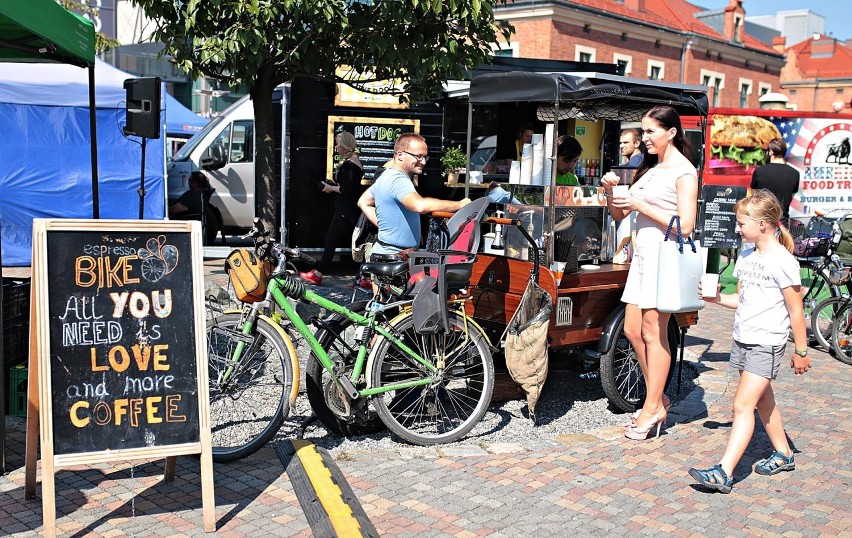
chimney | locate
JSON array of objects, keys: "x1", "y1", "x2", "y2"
[
  {"x1": 723, "y1": 0, "x2": 745, "y2": 43},
  {"x1": 772, "y1": 36, "x2": 786, "y2": 53},
  {"x1": 624, "y1": 0, "x2": 646, "y2": 12}
]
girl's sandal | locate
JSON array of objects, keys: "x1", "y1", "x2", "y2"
[
  {"x1": 754, "y1": 451, "x2": 795, "y2": 475},
  {"x1": 688, "y1": 464, "x2": 733, "y2": 493}
]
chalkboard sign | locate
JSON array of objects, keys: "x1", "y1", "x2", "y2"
[
  {"x1": 28, "y1": 219, "x2": 215, "y2": 535},
  {"x1": 700, "y1": 185, "x2": 747, "y2": 249},
  {"x1": 327, "y1": 115, "x2": 420, "y2": 180}
]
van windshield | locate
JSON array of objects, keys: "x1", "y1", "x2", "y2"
[{"x1": 173, "y1": 115, "x2": 225, "y2": 161}]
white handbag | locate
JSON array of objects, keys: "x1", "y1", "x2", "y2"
[{"x1": 656, "y1": 216, "x2": 705, "y2": 314}]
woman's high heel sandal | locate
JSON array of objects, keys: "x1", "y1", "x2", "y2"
[
  {"x1": 630, "y1": 398, "x2": 672, "y2": 425},
  {"x1": 624, "y1": 409, "x2": 666, "y2": 440}
]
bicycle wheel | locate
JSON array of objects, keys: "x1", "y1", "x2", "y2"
[
  {"x1": 207, "y1": 313, "x2": 295, "y2": 462},
  {"x1": 599, "y1": 314, "x2": 679, "y2": 413},
  {"x1": 810, "y1": 297, "x2": 850, "y2": 351},
  {"x1": 306, "y1": 301, "x2": 385, "y2": 436},
  {"x1": 831, "y1": 301, "x2": 852, "y2": 365},
  {"x1": 801, "y1": 261, "x2": 840, "y2": 325},
  {"x1": 369, "y1": 311, "x2": 494, "y2": 445}
]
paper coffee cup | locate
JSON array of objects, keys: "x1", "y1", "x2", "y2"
[
  {"x1": 701, "y1": 273, "x2": 719, "y2": 297},
  {"x1": 612, "y1": 185, "x2": 629, "y2": 198}
]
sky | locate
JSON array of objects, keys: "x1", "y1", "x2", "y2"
[{"x1": 696, "y1": 0, "x2": 849, "y2": 42}]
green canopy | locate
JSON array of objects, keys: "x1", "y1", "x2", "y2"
[
  {"x1": 0, "y1": 0, "x2": 99, "y2": 219},
  {"x1": 0, "y1": 0, "x2": 95, "y2": 66}
]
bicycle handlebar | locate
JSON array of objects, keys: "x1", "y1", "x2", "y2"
[{"x1": 242, "y1": 218, "x2": 316, "y2": 266}]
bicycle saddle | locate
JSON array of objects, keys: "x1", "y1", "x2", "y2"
[{"x1": 360, "y1": 260, "x2": 409, "y2": 278}]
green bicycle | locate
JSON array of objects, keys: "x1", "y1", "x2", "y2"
[{"x1": 206, "y1": 221, "x2": 494, "y2": 462}]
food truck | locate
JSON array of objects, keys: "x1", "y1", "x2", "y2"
[
  {"x1": 698, "y1": 107, "x2": 852, "y2": 217},
  {"x1": 458, "y1": 71, "x2": 709, "y2": 412}
]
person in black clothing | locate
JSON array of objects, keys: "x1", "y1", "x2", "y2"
[
  {"x1": 750, "y1": 138, "x2": 799, "y2": 225},
  {"x1": 300, "y1": 131, "x2": 365, "y2": 285},
  {"x1": 169, "y1": 171, "x2": 211, "y2": 217}
]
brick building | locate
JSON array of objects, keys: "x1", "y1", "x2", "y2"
[
  {"x1": 778, "y1": 35, "x2": 852, "y2": 113},
  {"x1": 494, "y1": 0, "x2": 784, "y2": 109}
]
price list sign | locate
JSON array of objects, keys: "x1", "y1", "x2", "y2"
[
  {"x1": 327, "y1": 115, "x2": 420, "y2": 180},
  {"x1": 700, "y1": 185, "x2": 747, "y2": 249}
]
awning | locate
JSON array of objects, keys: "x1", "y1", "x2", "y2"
[{"x1": 0, "y1": 0, "x2": 95, "y2": 67}]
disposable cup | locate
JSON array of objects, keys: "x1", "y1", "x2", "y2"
[
  {"x1": 701, "y1": 273, "x2": 719, "y2": 297},
  {"x1": 612, "y1": 185, "x2": 629, "y2": 198}
]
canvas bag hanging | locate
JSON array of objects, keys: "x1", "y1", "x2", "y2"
[{"x1": 656, "y1": 216, "x2": 705, "y2": 314}]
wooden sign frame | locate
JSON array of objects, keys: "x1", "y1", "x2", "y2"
[{"x1": 24, "y1": 219, "x2": 215, "y2": 536}]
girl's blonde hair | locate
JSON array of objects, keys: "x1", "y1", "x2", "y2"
[
  {"x1": 336, "y1": 131, "x2": 357, "y2": 157},
  {"x1": 734, "y1": 189, "x2": 794, "y2": 252}
]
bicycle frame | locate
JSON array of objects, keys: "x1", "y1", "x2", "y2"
[{"x1": 219, "y1": 267, "x2": 478, "y2": 401}]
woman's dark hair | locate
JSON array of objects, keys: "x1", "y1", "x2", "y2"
[
  {"x1": 767, "y1": 137, "x2": 787, "y2": 158},
  {"x1": 633, "y1": 105, "x2": 693, "y2": 183}
]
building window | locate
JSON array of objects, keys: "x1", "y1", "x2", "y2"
[
  {"x1": 700, "y1": 69, "x2": 725, "y2": 107},
  {"x1": 575, "y1": 45, "x2": 596, "y2": 63},
  {"x1": 613, "y1": 53, "x2": 632, "y2": 76},
  {"x1": 490, "y1": 42, "x2": 519, "y2": 57},
  {"x1": 759, "y1": 82, "x2": 771, "y2": 97},
  {"x1": 647, "y1": 60, "x2": 665, "y2": 81},
  {"x1": 739, "y1": 78, "x2": 753, "y2": 108}
]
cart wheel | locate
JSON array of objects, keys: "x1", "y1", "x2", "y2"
[{"x1": 599, "y1": 316, "x2": 679, "y2": 413}]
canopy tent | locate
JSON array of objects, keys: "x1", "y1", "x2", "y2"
[
  {"x1": 468, "y1": 71, "x2": 709, "y2": 121},
  {"x1": 0, "y1": 58, "x2": 166, "y2": 266},
  {"x1": 0, "y1": 0, "x2": 94, "y2": 66},
  {"x1": 165, "y1": 93, "x2": 209, "y2": 137}
]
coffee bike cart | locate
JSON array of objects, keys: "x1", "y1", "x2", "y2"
[{"x1": 459, "y1": 71, "x2": 709, "y2": 412}]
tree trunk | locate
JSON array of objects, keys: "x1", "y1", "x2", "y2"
[{"x1": 250, "y1": 67, "x2": 279, "y2": 239}]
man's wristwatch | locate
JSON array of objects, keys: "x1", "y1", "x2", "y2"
[{"x1": 794, "y1": 348, "x2": 808, "y2": 357}]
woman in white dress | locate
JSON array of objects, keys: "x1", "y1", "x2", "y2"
[{"x1": 600, "y1": 105, "x2": 699, "y2": 440}]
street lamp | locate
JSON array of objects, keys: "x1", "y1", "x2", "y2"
[{"x1": 193, "y1": 88, "x2": 231, "y2": 118}]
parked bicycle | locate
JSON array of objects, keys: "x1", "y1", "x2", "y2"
[
  {"x1": 790, "y1": 213, "x2": 848, "y2": 346},
  {"x1": 206, "y1": 219, "x2": 494, "y2": 462}
]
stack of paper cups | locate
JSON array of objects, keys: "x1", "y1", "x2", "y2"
[
  {"x1": 531, "y1": 133, "x2": 544, "y2": 185},
  {"x1": 543, "y1": 124, "x2": 554, "y2": 186},
  {"x1": 509, "y1": 161, "x2": 521, "y2": 184},
  {"x1": 520, "y1": 143, "x2": 533, "y2": 185}
]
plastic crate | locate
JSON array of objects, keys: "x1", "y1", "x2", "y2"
[
  {"x1": 7, "y1": 365, "x2": 27, "y2": 417},
  {"x1": 2, "y1": 278, "x2": 30, "y2": 368}
]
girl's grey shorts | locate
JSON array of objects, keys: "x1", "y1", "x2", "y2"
[{"x1": 730, "y1": 340, "x2": 785, "y2": 380}]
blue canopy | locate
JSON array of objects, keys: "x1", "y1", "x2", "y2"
[
  {"x1": 0, "y1": 58, "x2": 166, "y2": 266},
  {"x1": 165, "y1": 93, "x2": 208, "y2": 137}
]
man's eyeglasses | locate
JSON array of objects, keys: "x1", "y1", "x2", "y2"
[{"x1": 401, "y1": 150, "x2": 429, "y2": 163}]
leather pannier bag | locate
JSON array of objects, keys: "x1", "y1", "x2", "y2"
[{"x1": 225, "y1": 249, "x2": 271, "y2": 303}]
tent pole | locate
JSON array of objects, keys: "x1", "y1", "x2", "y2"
[
  {"x1": 88, "y1": 64, "x2": 100, "y2": 219},
  {"x1": 138, "y1": 138, "x2": 147, "y2": 219}
]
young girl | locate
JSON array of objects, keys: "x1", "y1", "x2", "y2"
[{"x1": 688, "y1": 189, "x2": 811, "y2": 493}]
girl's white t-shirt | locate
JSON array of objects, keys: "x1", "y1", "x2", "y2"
[{"x1": 733, "y1": 247, "x2": 801, "y2": 346}]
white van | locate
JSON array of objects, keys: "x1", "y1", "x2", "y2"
[{"x1": 167, "y1": 92, "x2": 278, "y2": 244}]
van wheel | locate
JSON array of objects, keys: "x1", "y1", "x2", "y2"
[{"x1": 203, "y1": 207, "x2": 220, "y2": 245}]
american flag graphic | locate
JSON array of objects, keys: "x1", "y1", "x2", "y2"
[{"x1": 773, "y1": 117, "x2": 852, "y2": 216}]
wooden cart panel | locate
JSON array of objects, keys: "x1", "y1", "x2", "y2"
[{"x1": 467, "y1": 255, "x2": 698, "y2": 348}]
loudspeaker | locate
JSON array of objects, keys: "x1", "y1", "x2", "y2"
[{"x1": 123, "y1": 77, "x2": 161, "y2": 139}]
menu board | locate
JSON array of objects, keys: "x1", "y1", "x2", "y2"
[
  {"x1": 700, "y1": 185, "x2": 747, "y2": 249},
  {"x1": 327, "y1": 115, "x2": 420, "y2": 180},
  {"x1": 42, "y1": 226, "x2": 202, "y2": 455}
]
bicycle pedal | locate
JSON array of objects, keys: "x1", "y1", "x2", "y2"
[{"x1": 336, "y1": 376, "x2": 360, "y2": 400}]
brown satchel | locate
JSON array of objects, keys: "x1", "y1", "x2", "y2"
[{"x1": 225, "y1": 249, "x2": 271, "y2": 303}]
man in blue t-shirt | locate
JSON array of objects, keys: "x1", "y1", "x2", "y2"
[{"x1": 358, "y1": 133, "x2": 469, "y2": 258}]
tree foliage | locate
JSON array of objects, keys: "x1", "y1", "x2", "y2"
[{"x1": 130, "y1": 0, "x2": 513, "y2": 234}]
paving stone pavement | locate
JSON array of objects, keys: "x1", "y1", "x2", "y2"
[{"x1": 1, "y1": 260, "x2": 850, "y2": 537}]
